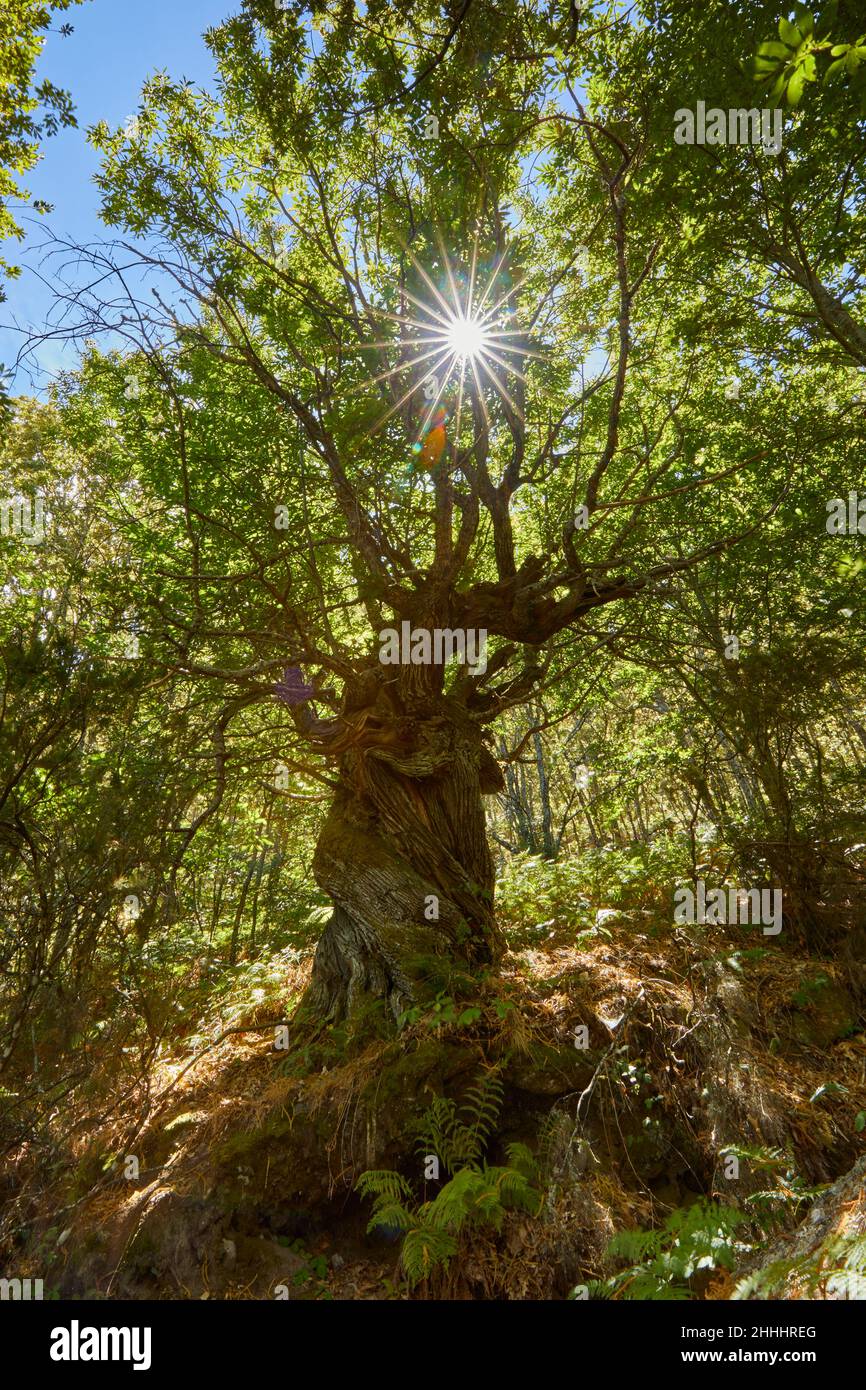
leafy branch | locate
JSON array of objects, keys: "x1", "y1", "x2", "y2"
[{"x1": 753, "y1": 3, "x2": 866, "y2": 111}]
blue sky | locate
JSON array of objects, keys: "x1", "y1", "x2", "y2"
[{"x1": 1, "y1": 0, "x2": 237, "y2": 393}]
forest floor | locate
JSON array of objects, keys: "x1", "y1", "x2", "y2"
[{"x1": 2, "y1": 900, "x2": 865, "y2": 1300}]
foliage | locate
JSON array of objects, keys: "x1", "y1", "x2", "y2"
[
  {"x1": 496, "y1": 838, "x2": 692, "y2": 942},
  {"x1": 753, "y1": 4, "x2": 866, "y2": 112},
  {"x1": 1, "y1": 0, "x2": 865, "y2": 1236},
  {"x1": 720, "y1": 1145, "x2": 827, "y2": 1230},
  {"x1": 276, "y1": 1237, "x2": 333, "y2": 1300},
  {"x1": 356, "y1": 1069, "x2": 541, "y2": 1288},
  {"x1": 582, "y1": 1200, "x2": 750, "y2": 1301},
  {"x1": 733, "y1": 1229, "x2": 866, "y2": 1301},
  {"x1": 398, "y1": 992, "x2": 483, "y2": 1034},
  {"x1": 0, "y1": 0, "x2": 84, "y2": 286},
  {"x1": 584, "y1": 1146, "x2": 845, "y2": 1302}
]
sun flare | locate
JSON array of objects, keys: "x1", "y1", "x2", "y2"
[
  {"x1": 444, "y1": 314, "x2": 489, "y2": 362},
  {"x1": 352, "y1": 232, "x2": 543, "y2": 456}
]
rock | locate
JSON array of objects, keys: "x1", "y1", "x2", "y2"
[
  {"x1": 505, "y1": 1041, "x2": 594, "y2": 1096},
  {"x1": 788, "y1": 979, "x2": 858, "y2": 1049},
  {"x1": 120, "y1": 1190, "x2": 226, "y2": 1295}
]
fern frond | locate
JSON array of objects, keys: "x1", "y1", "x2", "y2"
[
  {"x1": 734, "y1": 1207, "x2": 865, "y2": 1301},
  {"x1": 731, "y1": 1259, "x2": 790, "y2": 1301},
  {"x1": 482, "y1": 1162, "x2": 538, "y2": 1214},
  {"x1": 356, "y1": 1081, "x2": 543, "y2": 1291},
  {"x1": 415, "y1": 1095, "x2": 468, "y2": 1175},
  {"x1": 719, "y1": 1143, "x2": 786, "y2": 1170},
  {"x1": 601, "y1": 1200, "x2": 748, "y2": 1301},
  {"x1": 461, "y1": 1067, "x2": 504, "y2": 1163},
  {"x1": 366, "y1": 1200, "x2": 414, "y2": 1235},
  {"x1": 355, "y1": 1169, "x2": 413, "y2": 1203},
  {"x1": 425, "y1": 1169, "x2": 488, "y2": 1230},
  {"x1": 821, "y1": 1268, "x2": 866, "y2": 1299},
  {"x1": 504, "y1": 1141, "x2": 538, "y2": 1181},
  {"x1": 608, "y1": 1226, "x2": 663, "y2": 1263},
  {"x1": 400, "y1": 1226, "x2": 458, "y2": 1286},
  {"x1": 824, "y1": 1229, "x2": 866, "y2": 1268}
]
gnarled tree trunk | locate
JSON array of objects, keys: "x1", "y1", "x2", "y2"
[{"x1": 295, "y1": 667, "x2": 505, "y2": 1027}]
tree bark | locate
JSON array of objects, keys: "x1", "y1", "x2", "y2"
[{"x1": 295, "y1": 676, "x2": 505, "y2": 1027}]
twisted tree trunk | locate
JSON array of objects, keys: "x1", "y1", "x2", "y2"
[{"x1": 294, "y1": 669, "x2": 505, "y2": 1027}]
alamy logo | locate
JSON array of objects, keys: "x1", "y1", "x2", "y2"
[
  {"x1": 0, "y1": 494, "x2": 45, "y2": 544},
  {"x1": 674, "y1": 880, "x2": 782, "y2": 935},
  {"x1": 674, "y1": 101, "x2": 783, "y2": 155},
  {"x1": 826, "y1": 492, "x2": 866, "y2": 535},
  {"x1": 378, "y1": 622, "x2": 487, "y2": 675},
  {"x1": 0, "y1": 1277, "x2": 43, "y2": 1300},
  {"x1": 50, "y1": 1320, "x2": 152, "y2": 1372}
]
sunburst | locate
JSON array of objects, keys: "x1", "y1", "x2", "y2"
[{"x1": 353, "y1": 232, "x2": 543, "y2": 463}]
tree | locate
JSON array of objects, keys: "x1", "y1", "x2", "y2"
[
  {"x1": 610, "y1": 0, "x2": 866, "y2": 372},
  {"x1": 0, "y1": 0, "x2": 84, "y2": 290},
  {"x1": 34, "y1": 0, "x2": 806, "y2": 1029}
]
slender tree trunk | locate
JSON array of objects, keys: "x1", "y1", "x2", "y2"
[
  {"x1": 229, "y1": 858, "x2": 256, "y2": 967},
  {"x1": 248, "y1": 843, "x2": 268, "y2": 953},
  {"x1": 532, "y1": 728, "x2": 556, "y2": 860}
]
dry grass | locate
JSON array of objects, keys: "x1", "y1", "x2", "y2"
[{"x1": 1, "y1": 918, "x2": 863, "y2": 1300}]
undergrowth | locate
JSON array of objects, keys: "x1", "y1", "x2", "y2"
[
  {"x1": 356, "y1": 1068, "x2": 542, "y2": 1288},
  {"x1": 579, "y1": 1200, "x2": 750, "y2": 1300}
]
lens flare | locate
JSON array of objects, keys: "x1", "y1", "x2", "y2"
[
  {"x1": 348, "y1": 230, "x2": 546, "y2": 457},
  {"x1": 445, "y1": 315, "x2": 489, "y2": 361}
]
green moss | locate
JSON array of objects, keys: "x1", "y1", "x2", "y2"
[
  {"x1": 789, "y1": 980, "x2": 858, "y2": 1048},
  {"x1": 214, "y1": 1113, "x2": 293, "y2": 1165}
]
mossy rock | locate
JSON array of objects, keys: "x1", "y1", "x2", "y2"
[
  {"x1": 503, "y1": 1041, "x2": 595, "y2": 1096},
  {"x1": 363, "y1": 1039, "x2": 475, "y2": 1108},
  {"x1": 787, "y1": 978, "x2": 859, "y2": 1049}
]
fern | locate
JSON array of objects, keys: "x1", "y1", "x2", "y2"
[
  {"x1": 733, "y1": 1229, "x2": 866, "y2": 1300},
  {"x1": 355, "y1": 1169, "x2": 413, "y2": 1204},
  {"x1": 415, "y1": 1095, "x2": 468, "y2": 1174},
  {"x1": 586, "y1": 1200, "x2": 749, "y2": 1301},
  {"x1": 461, "y1": 1069, "x2": 504, "y2": 1162},
  {"x1": 356, "y1": 1068, "x2": 541, "y2": 1288},
  {"x1": 355, "y1": 1169, "x2": 415, "y2": 1238},
  {"x1": 358, "y1": 1167, "x2": 414, "y2": 1200},
  {"x1": 400, "y1": 1227, "x2": 459, "y2": 1285},
  {"x1": 721, "y1": 1145, "x2": 827, "y2": 1231},
  {"x1": 367, "y1": 1200, "x2": 415, "y2": 1234},
  {"x1": 504, "y1": 1141, "x2": 537, "y2": 1180},
  {"x1": 414, "y1": 1068, "x2": 504, "y2": 1174},
  {"x1": 719, "y1": 1143, "x2": 787, "y2": 1171}
]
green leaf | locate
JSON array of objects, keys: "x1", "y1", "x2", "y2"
[
  {"x1": 779, "y1": 17, "x2": 804, "y2": 48},
  {"x1": 787, "y1": 65, "x2": 807, "y2": 103},
  {"x1": 758, "y1": 40, "x2": 794, "y2": 60}
]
